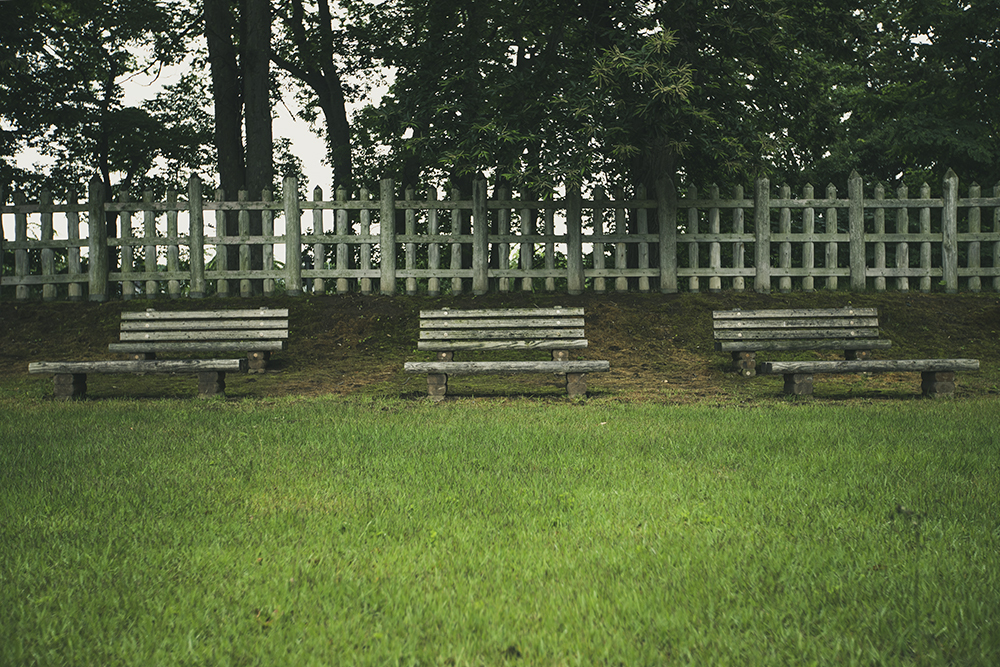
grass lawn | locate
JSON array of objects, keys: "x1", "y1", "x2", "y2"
[{"x1": 1, "y1": 395, "x2": 998, "y2": 665}]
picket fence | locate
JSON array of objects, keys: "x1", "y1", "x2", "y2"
[{"x1": 2, "y1": 170, "x2": 999, "y2": 301}]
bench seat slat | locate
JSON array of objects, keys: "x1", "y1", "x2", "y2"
[
  {"x1": 420, "y1": 317, "x2": 584, "y2": 329},
  {"x1": 713, "y1": 307, "x2": 878, "y2": 319},
  {"x1": 713, "y1": 317, "x2": 878, "y2": 330},
  {"x1": 120, "y1": 319, "x2": 288, "y2": 331},
  {"x1": 715, "y1": 328, "x2": 880, "y2": 341},
  {"x1": 404, "y1": 360, "x2": 610, "y2": 376},
  {"x1": 419, "y1": 308, "x2": 584, "y2": 318},
  {"x1": 110, "y1": 341, "x2": 285, "y2": 353},
  {"x1": 758, "y1": 359, "x2": 980, "y2": 375},
  {"x1": 420, "y1": 329, "x2": 584, "y2": 340},
  {"x1": 716, "y1": 339, "x2": 893, "y2": 353},
  {"x1": 118, "y1": 330, "x2": 289, "y2": 342},
  {"x1": 418, "y1": 340, "x2": 589, "y2": 351},
  {"x1": 29, "y1": 359, "x2": 248, "y2": 374},
  {"x1": 121, "y1": 309, "x2": 288, "y2": 320}
]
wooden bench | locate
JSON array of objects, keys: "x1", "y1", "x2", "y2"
[
  {"x1": 758, "y1": 359, "x2": 980, "y2": 397},
  {"x1": 713, "y1": 307, "x2": 893, "y2": 376},
  {"x1": 28, "y1": 307, "x2": 288, "y2": 400},
  {"x1": 403, "y1": 307, "x2": 610, "y2": 400}
]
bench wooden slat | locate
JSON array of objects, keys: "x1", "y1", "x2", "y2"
[
  {"x1": 713, "y1": 307, "x2": 878, "y2": 319},
  {"x1": 29, "y1": 359, "x2": 248, "y2": 374},
  {"x1": 716, "y1": 339, "x2": 893, "y2": 353},
  {"x1": 419, "y1": 307, "x2": 584, "y2": 318},
  {"x1": 118, "y1": 329, "x2": 289, "y2": 342},
  {"x1": 715, "y1": 328, "x2": 880, "y2": 341},
  {"x1": 121, "y1": 308, "x2": 288, "y2": 320},
  {"x1": 119, "y1": 319, "x2": 288, "y2": 331},
  {"x1": 404, "y1": 360, "x2": 610, "y2": 376},
  {"x1": 419, "y1": 317, "x2": 584, "y2": 329},
  {"x1": 759, "y1": 359, "x2": 980, "y2": 375},
  {"x1": 110, "y1": 341, "x2": 286, "y2": 353},
  {"x1": 420, "y1": 328, "x2": 584, "y2": 340},
  {"x1": 418, "y1": 340, "x2": 589, "y2": 351},
  {"x1": 713, "y1": 317, "x2": 878, "y2": 330}
]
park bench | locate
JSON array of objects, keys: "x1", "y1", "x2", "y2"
[
  {"x1": 713, "y1": 307, "x2": 893, "y2": 376},
  {"x1": 757, "y1": 359, "x2": 980, "y2": 397},
  {"x1": 403, "y1": 307, "x2": 610, "y2": 400},
  {"x1": 28, "y1": 307, "x2": 288, "y2": 400}
]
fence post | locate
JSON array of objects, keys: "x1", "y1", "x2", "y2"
[
  {"x1": 732, "y1": 185, "x2": 745, "y2": 292},
  {"x1": 239, "y1": 189, "x2": 252, "y2": 297},
  {"x1": 87, "y1": 177, "x2": 109, "y2": 302},
  {"x1": 942, "y1": 169, "x2": 959, "y2": 293},
  {"x1": 166, "y1": 189, "x2": 181, "y2": 298},
  {"x1": 188, "y1": 174, "x2": 206, "y2": 298},
  {"x1": 143, "y1": 190, "x2": 158, "y2": 299},
  {"x1": 993, "y1": 182, "x2": 1000, "y2": 293},
  {"x1": 566, "y1": 184, "x2": 584, "y2": 295},
  {"x1": 380, "y1": 178, "x2": 396, "y2": 295},
  {"x1": 284, "y1": 175, "x2": 302, "y2": 296},
  {"x1": 336, "y1": 186, "x2": 350, "y2": 294},
  {"x1": 849, "y1": 171, "x2": 866, "y2": 291},
  {"x1": 40, "y1": 190, "x2": 56, "y2": 301},
  {"x1": 967, "y1": 182, "x2": 981, "y2": 293},
  {"x1": 67, "y1": 187, "x2": 83, "y2": 301},
  {"x1": 656, "y1": 176, "x2": 678, "y2": 293},
  {"x1": 895, "y1": 185, "x2": 910, "y2": 292},
  {"x1": 754, "y1": 177, "x2": 771, "y2": 293},
  {"x1": 312, "y1": 186, "x2": 325, "y2": 295},
  {"x1": 471, "y1": 179, "x2": 489, "y2": 294}
]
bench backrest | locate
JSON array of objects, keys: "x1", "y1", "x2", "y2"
[
  {"x1": 713, "y1": 307, "x2": 886, "y2": 352},
  {"x1": 109, "y1": 308, "x2": 289, "y2": 355},
  {"x1": 417, "y1": 307, "x2": 587, "y2": 352}
]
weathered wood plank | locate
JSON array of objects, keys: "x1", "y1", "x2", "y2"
[
  {"x1": 713, "y1": 317, "x2": 878, "y2": 329},
  {"x1": 110, "y1": 341, "x2": 285, "y2": 353},
  {"x1": 121, "y1": 309, "x2": 289, "y2": 320},
  {"x1": 419, "y1": 308, "x2": 584, "y2": 318},
  {"x1": 715, "y1": 339, "x2": 893, "y2": 352},
  {"x1": 712, "y1": 307, "x2": 877, "y2": 319},
  {"x1": 403, "y1": 360, "x2": 610, "y2": 375},
  {"x1": 758, "y1": 359, "x2": 979, "y2": 375},
  {"x1": 118, "y1": 330, "x2": 289, "y2": 342},
  {"x1": 714, "y1": 328, "x2": 880, "y2": 341},
  {"x1": 29, "y1": 359, "x2": 248, "y2": 374},
  {"x1": 420, "y1": 329, "x2": 584, "y2": 340},
  {"x1": 420, "y1": 317, "x2": 584, "y2": 329},
  {"x1": 120, "y1": 319, "x2": 288, "y2": 331},
  {"x1": 418, "y1": 340, "x2": 589, "y2": 351}
]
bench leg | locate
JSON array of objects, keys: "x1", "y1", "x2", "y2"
[
  {"x1": 427, "y1": 374, "x2": 448, "y2": 401},
  {"x1": 922, "y1": 371, "x2": 956, "y2": 398},
  {"x1": 198, "y1": 371, "x2": 227, "y2": 398},
  {"x1": 53, "y1": 373, "x2": 87, "y2": 401},
  {"x1": 845, "y1": 349, "x2": 871, "y2": 361},
  {"x1": 782, "y1": 373, "x2": 814, "y2": 396},
  {"x1": 566, "y1": 372, "x2": 587, "y2": 397},
  {"x1": 248, "y1": 351, "x2": 270, "y2": 373},
  {"x1": 732, "y1": 351, "x2": 756, "y2": 377}
]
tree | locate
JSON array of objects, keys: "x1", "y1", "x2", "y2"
[
  {"x1": 0, "y1": 0, "x2": 206, "y2": 201},
  {"x1": 271, "y1": 0, "x2": 371, "y2": 191}
]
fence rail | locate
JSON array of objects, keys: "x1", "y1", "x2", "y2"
[{"x1": 2, "y1": 169, "x2": 999, "y2": 301}]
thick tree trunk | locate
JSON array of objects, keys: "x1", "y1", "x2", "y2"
[
  {"x1": 205, "y1": 0, "x2": 246, "y2": 271},
  {"x1": 242, "y1": 0, "x2": 272, "y2": 279}
]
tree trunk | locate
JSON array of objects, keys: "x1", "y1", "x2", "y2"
[
  {"x1": 242, "y1": 0, "x2": 272, "y2": 280},
  {"x1": 205, "y1": 0, "x2": 246, "y2": 271}
]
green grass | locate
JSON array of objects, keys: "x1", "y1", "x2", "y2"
[{"x1": 2, "y1": 396, "x2": 999, "y2": 665}]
